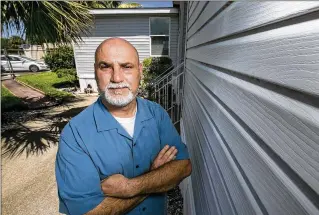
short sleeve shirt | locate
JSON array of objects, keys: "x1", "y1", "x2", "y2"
[{"x1": 55, "y1": 97, "x2": 190, "y2": 215}]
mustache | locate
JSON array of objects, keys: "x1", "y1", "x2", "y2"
[{"x1": 107, "y1": 82, "x2": 131, "y2": 90}]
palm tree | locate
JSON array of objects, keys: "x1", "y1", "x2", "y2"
[
  {"x1": 1, "y1": 1, "x2": 119, "y2": 75},
  {"x1": 1, "y1": 1, "x2": 120, "y2": 44},
  {"x1": 80, "y1": 1, "x2": 121, "y2": 9},
  {"x1": 118, "y1": 3, "x2": 142, "y2": 8}
]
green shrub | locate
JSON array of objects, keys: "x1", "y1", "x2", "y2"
[
  {"x1": 55, "y1": 68, "x2": 78, "y2": 82},
  {"x1": 139, "y1": 57, "x2": 173, "y2": 99},
  {"x1": 142, "y1": 57, "x2": 173, "y2": 82},
  {"x1": 143, "y1": 57, "x2": 172, "y2": 79},
  {"x1": 44, "y1": 46, "x2": 75, "y2": 71}
]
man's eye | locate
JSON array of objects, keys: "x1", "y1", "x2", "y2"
[
  {"x1": 124, "y1": 65, "x2": 132, "y2": 69},
  {"x1": 100, "y1": 63, "x2": 110, "y2": 69}
]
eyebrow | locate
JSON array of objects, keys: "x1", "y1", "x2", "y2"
[{"x1": 97, "y1": 61, "x2": 134, "y2": 66}]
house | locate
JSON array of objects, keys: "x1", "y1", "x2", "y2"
[
  {"x1": 73, "y1": 7, "x2": 181, "y2": 92},
  {"x1": 175, "y1": 1, "x2": 319, "y2": 215},
  {"x1": 73, "y1": 1, "x2": 319, "y2": 215}
]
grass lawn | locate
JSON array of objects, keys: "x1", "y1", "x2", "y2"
[
  {"x1": 1, "y1": 85, "x2": 27, "y2": 111},
  {"x1": 16, "y1": 71, "x2": 77, "y2": 101}
]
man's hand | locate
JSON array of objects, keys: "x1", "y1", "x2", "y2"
[
  {"x1": 151, "y1": 145, "x2": 178, "y2": 170},
  {"x1": 101, "y1": 145, "x2": 178, "y2": 198}
]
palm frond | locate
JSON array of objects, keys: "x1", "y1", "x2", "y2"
[
  {"x1": 118, "y1": 3, "x2": 142, "y2": 8},
  {"x1": 1, "y1": 1, "x2": 95, "y2": 44}
]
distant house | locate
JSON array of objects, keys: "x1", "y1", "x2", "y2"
[{"x1": 73, "y1": 8, "x2": 181, "y2": 92}]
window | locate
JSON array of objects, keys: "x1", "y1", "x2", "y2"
[
  {"x1": 20, "y1": 56, "x2": 35, "y2": 61},
  {"x1": 7, "y1": 56, "x2": 21, "y2": 61},
  {"x1": 150, "y1": 17, "x2": 170, "y2": 56}
]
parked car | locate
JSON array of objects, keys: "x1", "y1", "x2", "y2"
[{"x1": 1, "y1": 55, "x2": 50, "y2": 72}]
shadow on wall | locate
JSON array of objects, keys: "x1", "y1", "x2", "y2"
[{"x1": 1, "y1": 105, "x2": 87, "y2": 159}]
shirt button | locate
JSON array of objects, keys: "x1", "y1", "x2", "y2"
[
  {"x1": 142, "y1": 207, "x2": 146, "y2": 211},
  {"x1": 133, "y1": 143, "x2": 136, "y2": 146},
  {"x1": 136, "y1": 165, "x2": 139, "y2": 168}
]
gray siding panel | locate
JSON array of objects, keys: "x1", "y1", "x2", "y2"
[
  {"x1": 187, "y1": 1, "x2": 207, "y2": 29},
  {"x1": 73, "y1": 14, "x2": 179, "y2": 91},
  {"x1": 187, "y1": 2, "x2": 319, "y2": 48},
  {"x1": 187, "y1": 1, "x2": 227, "y2": 38},
  {"x1": 182, "y1": 1, "x2": 319, "y2": 215},
  {"x1": 187, "y1": 18, "x2": 319, "y2": 96},
  {"x1": 188, "y1": 1, "x2": 199, "y2": 21}
]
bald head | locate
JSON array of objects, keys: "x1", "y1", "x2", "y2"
[
  {"x1": 94, "y1": 38, "x2": 139, "y2": 64},
  {"x1": 94, "y1": 37, "x2": 143, "y2": 107}
]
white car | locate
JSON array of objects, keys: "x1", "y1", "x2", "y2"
[{"x1": 1, "y1": 55, "x2": 50, "y2": 72}]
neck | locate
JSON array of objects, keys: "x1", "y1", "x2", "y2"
[{"x1": 101, "y1": 98, "x2": 137, "y2": 118}]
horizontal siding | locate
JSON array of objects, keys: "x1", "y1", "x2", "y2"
[
  {"x1": 188, "y1": 1, "x2": 198, "y2": 21},
  {"x1": 187, "y1": 1, "x2": 228, "y2": 38},
  {"x1": 187, "y1": 18, "x2": 319, "y2": 96},
  {"x1": 73, "y1": 14, "x2": 179, "y2": 91},
  {"x1": 187, "y1": 1, "x2": 319, "y2": 48},
  {"x1": 187, "y1": 1, "x2": 207, "y2": 29},
  {"x1": 170, "y1": 17, "x2": 179, "y2": 65},
  {"x1": 182, "y1": 1, "x2": 319, "y2": 215}
]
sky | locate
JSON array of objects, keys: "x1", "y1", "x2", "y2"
[{"x1": 2, "y1": 1, "x2": 173, "y2": 38}]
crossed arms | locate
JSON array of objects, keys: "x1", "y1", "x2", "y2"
[{"x1": 86, "y1": 145, "x2": 192, "y2": 215}]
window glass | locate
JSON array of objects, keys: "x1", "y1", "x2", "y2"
[
  {"x1": 150, "y1": 17, "x2": 169, "y2": 35},
  {"x1": 7, "y1": 56, "x2": 21, "y2": 61},
  {"x1": 19, "y1": 56, "x2": 35, "y2": 61},
  {"x1": 151, "y1": 36, "x2": 169, "y2": 56}
]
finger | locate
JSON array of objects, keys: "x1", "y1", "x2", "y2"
[
  {"x1": 167, "y1": 151, "x2": 177, "y2": 162},
  {"x1": 163, "y1": 146, "x2": 176, "y2": 161},
  {"x1": 166, "y1": 149, "x2": 178, "y2": 162},
  {"x1": 157, "y1": 145, "x2": 170, "y2": 159}
]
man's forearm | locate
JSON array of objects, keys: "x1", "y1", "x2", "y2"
[
  {"x1": 129, "y1": 159, "x2": 191, "y2": 196},
  {"x1": 86, "y1": 195, "x2": 148, "y2": 215}
]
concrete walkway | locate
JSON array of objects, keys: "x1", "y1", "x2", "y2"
[
  {"x1": 2, "y1": 79, "x2": 61, "y2": 109},
  {"x1": 1, "y1": 95, "x2": 98, "y2": 215},
  {"x1": 2, "y1": 79, "x2": 44, "y2": 101}
]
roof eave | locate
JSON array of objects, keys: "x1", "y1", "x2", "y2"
[{"x1": 90, "y1": 8, "x2": 179, "y2": 15}]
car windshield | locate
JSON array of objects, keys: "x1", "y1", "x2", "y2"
[{"x1": 19, "y1": 56, "x2": 36, "y2": 61}]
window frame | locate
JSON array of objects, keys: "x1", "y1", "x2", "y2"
[{"x1": 149, "y1": 17, "x2": 171, "y2": 57}]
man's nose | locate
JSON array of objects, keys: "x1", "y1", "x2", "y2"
[{"x1": 111, "y1": 65, "x2": 124, "y2": 83}]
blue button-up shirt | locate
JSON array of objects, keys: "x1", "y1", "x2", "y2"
[{"x1": 55, "y1": 97, "x2": 189, "y2": 215}]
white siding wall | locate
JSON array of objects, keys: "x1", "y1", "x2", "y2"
[
  {"x1": 181, "y1": 1, "x2": 319, "y2": 215},
  {"x1": 74, "y1": 14, "x2": 179, "y2": 92}
]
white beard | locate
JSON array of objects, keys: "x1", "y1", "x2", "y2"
[{"x1": 100, "y1": 82, "x2": 136, "y2": 107}]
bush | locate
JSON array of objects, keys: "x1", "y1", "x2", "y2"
[
  {"x1": 143, "y1": 57, "x2": 172, "y2": 79},
  {"x1": 55, "y1": 68, "x2": 77, "y2": 82},
  {"x1": 139, "y1": 57, "x2": 173, "y2": 99},
  {"x1": 44, "y1": 46, "x2": 75, "y2": 71}
]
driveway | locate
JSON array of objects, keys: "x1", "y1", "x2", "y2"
[{"x1": 1, "y1": 95, "x2": 98, "y2": 215}]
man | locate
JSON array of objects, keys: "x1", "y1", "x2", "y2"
[{"x1": 55, "y1": 38, "x2": 192, "y2": 215}]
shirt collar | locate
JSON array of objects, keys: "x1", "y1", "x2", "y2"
[{"x1": 93, "y1": 97, "x2": 153, "y2": 132}]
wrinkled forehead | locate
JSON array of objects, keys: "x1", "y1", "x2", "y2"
[{"x1": 95, "y1": 40, "x2": 139, "y2": 64}]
